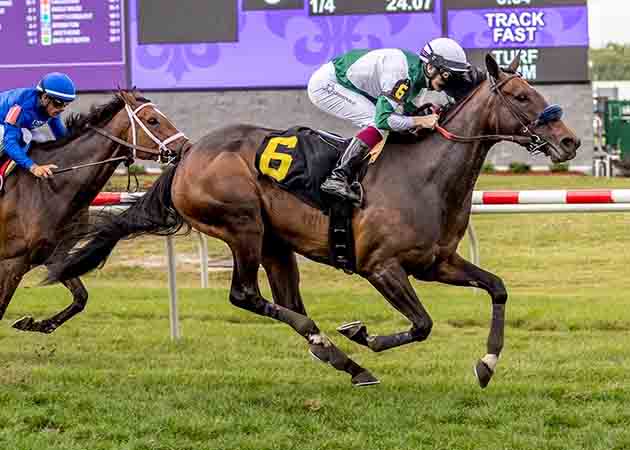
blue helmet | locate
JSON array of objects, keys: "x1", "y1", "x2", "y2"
[{"x1": 36, "y1": 72, "x2": 76, "y2": 102}]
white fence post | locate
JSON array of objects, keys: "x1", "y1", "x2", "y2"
[
  {"x1": 198, "y1": 232, "x2": 209, "y2": 289},
  {"x1": 467, "y1": 221, "x2": 480, "y2": 267},
  {"x1": 165, "y1": 235, "x2": 180, "y2": 340}
]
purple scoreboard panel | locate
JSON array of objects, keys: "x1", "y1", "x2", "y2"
[
  {"x1": 0, "y1": 0, "x2": 589, "y2": 91},
  {"x1": 0, "y1": 0, "x2": 126, "y2": 91},
  {"x1": 444, "y1": 0, "x2": 589, "y2": 83},
  {"x1": 129, "y1": 0, "x2": 443, "y2": 89}
]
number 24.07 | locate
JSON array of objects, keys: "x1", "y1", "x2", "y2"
[{"x1": 386, "y1": 0, "x2": 433, "y2": 11}]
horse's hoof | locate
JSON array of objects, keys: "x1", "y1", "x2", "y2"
[
  {"x1": 352, "y1": 370, "x2": 380, "y2": 387},
  {"x1": 337, "y1": 321, "x2": 369, "y2": 346},
  {"x1": 474, "y1": 359, "x2": 494, "y2": 389},
  {"x1": 12, "y1": 316, "x2": 35, "y2": 332},
  {"x1": 12, "y1": 317, "x2": 56, "y2": 334}
]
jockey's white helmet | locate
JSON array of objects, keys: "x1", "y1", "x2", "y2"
[{"x1": 420, "y1": 38, "x2": 470, "y2": 73}]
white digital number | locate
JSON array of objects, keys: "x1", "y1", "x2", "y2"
[
  {"x1": 309, "y1": 0, "x2": 336, "y2": 14},
  {"x1": 387, "y1": 0, "x2": 432, "y2": 12},
  {"x1": 497, "y1": 0, "x2": 532, "y2": 5}
]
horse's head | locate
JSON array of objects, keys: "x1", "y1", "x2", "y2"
[
  {"x1": 484, "y1": 54, "x2": 580, "y2": 163},
  {"x1": 116, "y1": 90, "x2": 189, "y2": 163}
]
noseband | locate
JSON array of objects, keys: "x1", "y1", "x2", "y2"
[{"x1": 436, "y1": 72, "x2": 563, "y2": 155}]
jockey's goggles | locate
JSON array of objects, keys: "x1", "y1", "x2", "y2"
[{"x1": 50, "y1": 97, "x2": 70, "y2": 108}]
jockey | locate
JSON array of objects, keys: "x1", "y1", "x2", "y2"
[
  {"x1": 308, "y1": 37, "x2": 481, "y2": 203},
  {"x1": 0, "y1": 72, "x2": 77, "y2": 179}
]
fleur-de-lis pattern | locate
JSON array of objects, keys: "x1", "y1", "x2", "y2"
[
  {"x1": 265, "y1": 12, "x2": 421, "y2": 65},
  {"x1": 131, "y1": 1, "x2": 442, "y2": 89}
]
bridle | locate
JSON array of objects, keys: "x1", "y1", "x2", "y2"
[
  {"x1": 121, "y1": 102, "x2": 186, "y2": 163},
  {"x1": 53, "y1": 100, "x2": 188, "y2": 175},
  {"x1": 435, "y1": 72, "x2": 563, "y2": 155}
]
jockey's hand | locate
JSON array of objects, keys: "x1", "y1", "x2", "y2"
[
  {"x1": 412, "y1": 114, "x2": 439, "y2": 130},
  {"x1": 30, "y1": 163, "x2": 58, "y2": 179}
]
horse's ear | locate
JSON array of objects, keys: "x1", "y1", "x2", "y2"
[
  {"x1": 485, "y1": 53, "x2": 500, "y2": 79},
  {"x1": 508, "y1": 51, "x2": 521, "y2": 73},
  {"x1": 118, "y1": 90, "x2": 135, "y2": 106}
]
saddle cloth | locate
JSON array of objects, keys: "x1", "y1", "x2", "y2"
[
  {"x1": 0, "y1": 155, "x2": 17, "y2": 193},
  {"x1": 254, "y1": 126, "x2": 350, "y2": 211},
  {"x1": 255, "y1": 126, "x2": 360, "y2": 273}
]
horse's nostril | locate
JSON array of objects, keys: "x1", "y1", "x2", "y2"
[{"x1": 561, "y1": 136, "x2": 580, "y2": 150}]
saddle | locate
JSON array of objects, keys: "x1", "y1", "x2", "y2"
[{"x1": 255, "y1": 126, "x2": 359, "y2": 273}]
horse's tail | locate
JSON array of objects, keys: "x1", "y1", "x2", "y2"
[{"x1": 45, "y1": 164, "x2": 188, "y2": 283}]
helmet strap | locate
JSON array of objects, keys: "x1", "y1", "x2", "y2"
[{"x1": 424, "y1": 64, "x2": 438, "y2": 80}]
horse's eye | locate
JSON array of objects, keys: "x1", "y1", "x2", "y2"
[{"x1": 147, "y1": 117, "x2": 159, "y2": 126}]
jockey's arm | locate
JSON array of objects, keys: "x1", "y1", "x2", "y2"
[
  {"x1": 374, "y1": 96, "x2": 415, "y2": 131},
  {"x1": 374, "y1": 96, "x2": 438, "y2": 132},
  {"x1": 374, "y1": 63, "x2": 438, "y2": 132},
  {"x1": 2, "y1": 124, "x2": 35, "y2": 170},
  {"x1": 48, "y1": 116, "x2": 68, "y2": 139}
]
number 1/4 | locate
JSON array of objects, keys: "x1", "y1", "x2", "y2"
[{"x1": 309, "y1": 0, "x2": 336, "y2": 14}]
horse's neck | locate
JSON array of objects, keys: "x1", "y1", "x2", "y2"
[
  {"x1": 424, "y1": 93, "x2": 494, "y2": 205},
  {"x1": 36, "y1": 111, "x2": 129, "y2": 208}
]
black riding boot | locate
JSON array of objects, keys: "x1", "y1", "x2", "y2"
[{"x1": 321, "y1": 137, "x2": 370, "y2": 204}]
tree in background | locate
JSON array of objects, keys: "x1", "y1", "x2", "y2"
[{"x1": 590, "y1": 43, "x2": 630, "y2": 80}]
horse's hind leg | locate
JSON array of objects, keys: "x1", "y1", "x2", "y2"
[
  {"x1": 229, "y1": 229, "x2": 378, "y2": 386},
  {"x1": 0, "y1": 257, "x2": 29, "y2": 321},
  {"x1": 338, "y1": 259, "x2": 434, "y2": 353},
  {"x1": 431, "y1": 252, "x2": 507, "y2": 389},
  {"x1": 261, "y1": 236, "x2": 306, "y2": 315},
  {"x1": 12, "y1": 277, "x2": 87, "y2": 334}
]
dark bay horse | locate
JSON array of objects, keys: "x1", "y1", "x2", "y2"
[
  {"x1": 46, "y1": 55, "x2": 580, "y2": 387},
  {"x1": 0, "y1": 91, "x2": 188, "y2": 333}
]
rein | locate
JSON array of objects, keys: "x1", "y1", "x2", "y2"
[
  {"x1": 51, "y1": 154, "x2": 131, "y2": 175},
  {"x1": 434, "y1": 73, "x2": 563, "y2": 152},
  {"x1": 52, "y1": 101, "x2": 187, "y2": 175}
]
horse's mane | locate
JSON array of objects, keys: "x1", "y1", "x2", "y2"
[{"x1": 32, "y1": 93, "x2": 150, "y2": 151}]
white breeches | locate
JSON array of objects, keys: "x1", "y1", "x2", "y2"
[{"x1": 307, "y1": 62, "x2": 378, "y2": 131}]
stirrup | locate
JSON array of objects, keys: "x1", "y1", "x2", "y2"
[{"x1": 322, "y1": 179, "x2": 362, "y2": 206}]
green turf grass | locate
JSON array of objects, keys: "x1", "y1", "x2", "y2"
[{"x1": 1, "y1": 174, "x2": 629, "y2": 449}]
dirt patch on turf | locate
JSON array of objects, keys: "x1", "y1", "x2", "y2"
[
  {"x1": 117, "y1": 254, "x2": 233, "y2": 272},
  {"x1": 0, "y1": 364, "x2": 32, "y2": 385}
]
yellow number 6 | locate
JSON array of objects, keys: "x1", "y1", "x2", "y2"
[
  {"x1": 395, "y1": 83, "x2": 409, "y2": 100},
  {"x1": 259, "y1": 136, "x2": 297, "y2": 182}
]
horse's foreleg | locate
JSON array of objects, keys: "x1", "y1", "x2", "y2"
[
  {"x1": 340, "y1": 259, "x2": 433, "y2": 353},
  {"x1": 12, "y1": 277, "x2": 88, "y2": 334},
  {"x1": 230, "y1": 231, "x2": 378, "y2": 386},
  {"x1": 0, "y1": 257, "x2": 29, "y2": 321},
  {"x1": 432, "y1": 252, "x2": 507, "y2": 389}
]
